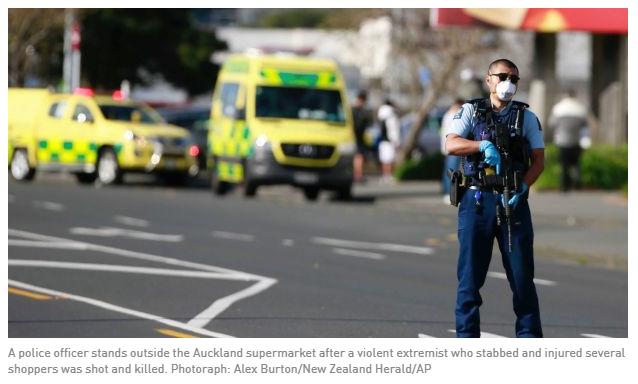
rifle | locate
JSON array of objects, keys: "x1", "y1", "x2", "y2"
[{"x1": 481, "y1": 121, "x2": 522, "y2": 252}]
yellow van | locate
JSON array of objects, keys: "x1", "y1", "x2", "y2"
[
  {"x1": 209, "y1": 54, "x2": 355, "y2": 200},
  {"x1": 8, "y1": 88, "x2": 198, "y2": 185}
]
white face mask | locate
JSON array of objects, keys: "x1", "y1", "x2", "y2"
[{"x1": 496, "y1": 80, "x2": 517, "y2": 101}]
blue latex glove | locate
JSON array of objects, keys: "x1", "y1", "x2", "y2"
[
  {"x1": 479, "y1": 140, "x2": 501, "y2": 175},
  {"x1": 502, "y1": 182, "x2": 529, "y2": 209}
]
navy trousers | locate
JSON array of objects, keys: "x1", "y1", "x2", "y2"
[{"x1": 455, "y1": 189, "x2": 543, "y2": 337}]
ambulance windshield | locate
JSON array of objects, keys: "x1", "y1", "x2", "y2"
[
  {"x1": 99, "y1": 104, "x2": 163, "y2": 124},
  {"x1": 255, "y1": 86, "x2": 345, "y2": 124}
]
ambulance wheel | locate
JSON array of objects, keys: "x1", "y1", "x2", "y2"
[
  {"x1": 10, "y1": 149, "x2": 35, "y2": 181},
  {"x1": 211, "y1": 165, "x2": 230, "y2": 195},
  {"x1": 244, "y1": 181, "x2": 258, "y2": 197},
  {"x1": 335, "y1": 184, "x2": 352, "y2": 200},
  {"x1": 97, "y1": 148, "x2": 122, "y2": 185},
  {"x1": 303, "y1": 187, "x2": 320, "y2": 201},
  {"x1": 75, "y1": 172, "x2": 97, "y2": 184}
]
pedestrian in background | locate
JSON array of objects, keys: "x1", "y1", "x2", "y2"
[
  {"x1": 441, "y1": 98, "x2": 465, "y2": 202},
  {"x1": 351, "y1": 90, "x2": 374, "y2": 183},
  {"x1": 377, "y1": 99, "x2": 401, "y2": 183},
  {"x1": 549, "y1": 89, "x2": 588, "y2": 192}
]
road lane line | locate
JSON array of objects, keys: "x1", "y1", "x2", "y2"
[
  {"x1": 312, "y1": 236, "x2": 434, "y2": 255},
  {"x1": 487, "y1": 271, "x2": 557, "y2": 287},
  {"x1": 9, "y1": 228, "x2": 278, "y2": 330},
  {"x1": 447, "y1": 329, "x2": 506, "y2": 338},
  {"x1": 8, "y1": 260, "x2": 261, "y2": 281},
  {"x1": 418, "y1": 333, "x2": 436, "y2": 338},
  {"x1": 8, "y1": 239, "x2": 89, "y2": 250},
  {"x1": 70, "y1": 227, "x2": 183, "y2": 242},
  {"x1": 8, "y1": 279, "x2": 232, "y2": 338},
  {"x1": 33, "y1": 201, "x2": 65, "y2": 211},
  {"x1": 9, "y1": 228, "x2": 261, "y2": 279},
  {"x1": 332, "y1": 248, "x2": 386, "y2": 261},
  {"x1": 282, "y1": 239, "x2": 295, "y2": 247},
  {"x1": 212, "y1": 231, "x2": 255, "y2": 242},
  {"x1": 115, "y1": 216, "x2": 150, "y2": 228},
  {"x1": 8, "y1": 287, "x2": 54, "y2": 301},
  {"x1": 187, "y1": 278, "x2": 277, "y2": 329},
  {"x1": 581, "y1": 333, "x2": 612, "y2": 338},
  {"x1": 156, "y1": 328, "x2": 198, "y2": 338}
]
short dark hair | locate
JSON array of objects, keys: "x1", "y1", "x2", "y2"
[
  {"x1": 488, "y1": 59, "x2": 519, "y2": 74},
  {"x1": 356, "y1": 90, "x2": 368, "y2": 101}
]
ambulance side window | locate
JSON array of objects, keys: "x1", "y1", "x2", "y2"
[
  {"x1": 72, "y1": 104, "x2": 94, "y2": 124},
  {"x1": 48, "y1": 102, "x2": 67, "y2": 119},
  {"x1": 220, "y1": 83, "x2": 239, "y2": 117}
]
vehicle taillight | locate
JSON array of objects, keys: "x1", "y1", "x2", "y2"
[
  {"x1": 189, "y1": 145, "x2": 200, "y2": 157},
  {"x1": 112, "y1": 90, "x2": 124, "y2": 101},
  {"x1": 74, "y1": 88, "x2": 94, "y2": 97}
]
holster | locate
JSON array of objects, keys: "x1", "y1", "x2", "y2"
[{"x1": 448, "y1": 169, "x2": 466, "y2": 207}]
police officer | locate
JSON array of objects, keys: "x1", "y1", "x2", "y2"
[{"x1": 445, "y1": 59, "x2": 545, "y2": 337}]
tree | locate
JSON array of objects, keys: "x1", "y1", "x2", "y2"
[
  {"x1": 80, "y1": 9, "x2": 227, "y2": 95},
  {"x1": 8, "y1": 9, "x2": 65, "y2": 87},
  {"x1": 386, "y1": 9, "x2": 497, "y2": 164}
]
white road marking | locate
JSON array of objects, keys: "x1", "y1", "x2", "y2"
[
  {"x1": 448, "y1": 329, "x2": 506, "y2": 338},
  {"x1": 212, "y1": 231, "x2": 255, "y2": 242},
  {"x1": 282, "y1": 239, "x2": 295, "y2": 247},
  {"x1": 8, "y1": 260, "x2": 257, "y2": 281},
  {"x1": 187, "y1": 279, "x2": 277, "y2": 328},
  {"x1": 33, "y1": 201, "x2": 64, "y2": 211},
  {"x1": 70, "y1": 226, "x2": 183, "y2": 242},
  {"x1": 487, "y1": 271, "x2": 557, "y2": 286},
  {"x1": 8, "y1": 279, "x2": 232, "y2": 338},
  {"x1": 8, "y1": 228, "x2": 278, "y2": 330},
  {"x1": 418, "y1": 333, "x2": 436, "y2": 338},
  {"x1": 581, "y1": 333, "x2": 612, "y2": 338},
  {"x1": 312, "y1": 237, "x2": 434, "y2": 255},
  {"x1": 332, "y1": 247, "x2": 386, "y2": 260},
  {"x1": 8, "y1": 239, "x2": 89, "y2": 250},
  {"x1": 114, "y1": 215, "x2": 149, "y2": 228}
]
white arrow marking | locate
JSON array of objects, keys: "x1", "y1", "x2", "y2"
[{"x1": 8, "y1": 279, "x2": 232, "y2": 338}]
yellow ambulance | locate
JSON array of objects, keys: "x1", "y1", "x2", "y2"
[
  {"x1": 209, "y1": 53, "x2": 355, "y2": 200},
  {"x1": 8, "y1": 88, "x2": 199, "y2": 185}
]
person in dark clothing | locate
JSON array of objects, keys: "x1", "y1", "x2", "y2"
[{"x1": 352, "y1": 90, "x2": 374, "y2": 183}]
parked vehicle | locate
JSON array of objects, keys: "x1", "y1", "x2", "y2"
[
  {"x1": 8, "y1": 88, "x2": 199, "y2": 185},
  {"x1": 157, "y1": 105, "x2": 210, "y2": 170},
  {"x1": 209, "y1": 54, "x2": 355, "y2": 200}
]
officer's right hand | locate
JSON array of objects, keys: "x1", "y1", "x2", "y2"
[{"x1": 479, "y1": 140, "x2": 501, "y2": 174}]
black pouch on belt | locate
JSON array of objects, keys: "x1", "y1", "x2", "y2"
[{"x1": 448, "y1": 169, "x2": 466, "y2": 207}]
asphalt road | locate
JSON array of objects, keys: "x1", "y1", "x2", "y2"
[{"x1": 7, "y1": 175, "x2": 628, "y2": 338}]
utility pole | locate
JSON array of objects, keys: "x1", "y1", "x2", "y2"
[{"x1": 63, "y1": 9, "x2": 81, "y2": 92}]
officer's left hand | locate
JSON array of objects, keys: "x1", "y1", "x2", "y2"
[{"x1": 502, "y1": 182, "x2": 529, "y2": 209}]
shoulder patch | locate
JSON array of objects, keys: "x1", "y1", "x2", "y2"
[{"x1": 453, "y1": 106, "x2": 464, "y2": 120}]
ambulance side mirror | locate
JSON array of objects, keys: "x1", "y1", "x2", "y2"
[{"x1": 234, "y1": 108, "x2": 246, "y2": 121}]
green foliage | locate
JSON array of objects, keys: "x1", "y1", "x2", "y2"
[
  {"x1": 81, "y1": 9, "x2": 227, "y2": 95},
  {"x1": 535, "y1": 144, "x2": 627, "y2": 190},
  {"x1": 394, "y1": 154, "x2": 445, "y2": 181},
  {"x1": 257, "y1": 9, "x2": 329, "y2": 28}
]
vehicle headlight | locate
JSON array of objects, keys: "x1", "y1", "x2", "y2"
[
  {"x1": 124, "y1": 130, "x2": 148, "y2": 145},
  {"x1": 338, "y1": 142, "x2": 356, "y2": 156},
  {"x1": 254, "y1": 134, "x2": 271, "y2": 150}
]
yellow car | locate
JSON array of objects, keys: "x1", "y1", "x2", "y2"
[
  {"x1": 209, "y1": 53, "x2": 355, "y2": 200},
  {"x1": 8, "y1": 88, "x2": 199, "y2": 185}
]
